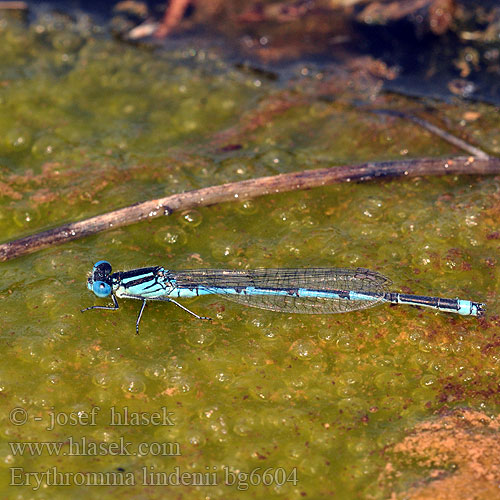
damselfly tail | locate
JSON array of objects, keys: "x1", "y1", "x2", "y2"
[{"x1": 384, "y1": 292, "x2": 485, "y2": 317}]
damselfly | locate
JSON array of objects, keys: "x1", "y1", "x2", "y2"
[{"x1": 82, "y1": 261, "x2": 485, "y2": 334}]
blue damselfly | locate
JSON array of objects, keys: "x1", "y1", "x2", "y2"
[{"x1": 82, "y1": 261, "x2": 485, "y2": 334}]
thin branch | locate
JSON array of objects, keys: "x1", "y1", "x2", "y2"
[
  {"x1": 372, "y1": 109, "x2": 490, "y2": 159},
  {"x1": 1, "y1": 156, "x2": 499, "y2": 262}
]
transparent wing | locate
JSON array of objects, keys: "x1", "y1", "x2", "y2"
[{"x1": 168, "y1": 268, "x2": 390, "y2": 314}]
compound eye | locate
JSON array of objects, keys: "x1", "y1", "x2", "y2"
[
  {"x1": 92, "y1": 280, "x2": 111, "y2": 298},
  {"x1": 93, "y1": 260, "x2": 112, "y2": 275}
]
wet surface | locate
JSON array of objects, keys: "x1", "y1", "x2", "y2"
[{"x1": 0, "y1": 4, "x2": 499, "y2": 499}]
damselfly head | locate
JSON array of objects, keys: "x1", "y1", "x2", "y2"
[{"x1": 87, "y1": 261, "x2": 113, "y2": 297}]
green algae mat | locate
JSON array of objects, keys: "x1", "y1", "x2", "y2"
[{"x1": 1, "y1": 10, "x2": 499, "y2": 500}]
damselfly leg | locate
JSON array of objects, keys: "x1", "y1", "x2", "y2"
[
  {"x1": 81, "y1": 294, "x2": 119, "y2": 313},
  {"x1": 166, "y1": 297, "x2": 213, "y2": 321}
]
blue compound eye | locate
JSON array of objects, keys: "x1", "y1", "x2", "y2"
[
  {"x1": 93, "y1": 280, "x2": 112, "y2": 298},
  {"x1": 93, "y1": 261, "x2": 112, "y2": 274}
]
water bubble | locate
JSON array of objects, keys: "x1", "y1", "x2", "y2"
[
  {"x1": 153, "y1": 227, "x2": 188, "y2": 247},
  {"x1": 92, "y1": 372, "x2": 112, "y2": 388},
  {"x1": 318, "y1": 329, "x2": 337, "y2": 342},
  {"x1": 235, "y1": 200, "x2": 257, "y2": 215},
  {"x1": 4, "y1": 128, "x2": 33, "y2": 152},
  {"x1": 31, "y1": 135, "x2": 65, "y2": 157},
  {"x1": 260, "y1": 327, "x2": 279, "y2": 340},
  {"x1": 374, "y1": 371, "x2": 408, "y2": 391},
  {"x1": 121, "y1": 374, "x2": 146, "y2": 394},
  {"x1": 167, "y1": 357, "x2": 188, "y2": 372},
  {"x1": 289, "y1": 339, "x2": 318, "y2": 360},
  {"x1": 337, "y1": 371, "x2": 363, "y2": 387},
  {"x1": 13, "y1": 208, "x2": 39, "y2": 228},
  {"x1": 419, "y1": 374, "x2": 437, "y2": 388},
  {"x1": 0, "y1": 443, "x2": 15, "y2": 468},
  {"x1": 214, "y1": 371, "x2": 232, "y2": 384},
  {"x1": 358, "y1": 197, "x2": 385, "y2": 220},
  {"x1": 167, "y1": 374, "x2": 192, "y2": 393},
  {"x1": 233, "y1": 415, "x2": 255, "y2": 437},
  {"x1": 185, "y1": 329, "x2": 215, "y2": 348},
  {"x1": 179, "y1": 209, "x2": 203, "y2": 227},
  {"x1": 336, "y1": 335, "x2": 356, "y2": 352},
  {"x1": 210, "y1": 241, "x2": 237, "y2": 260},
  {"x1": 409, "y1": 352, "x2": 431, "y2": 368},
  {"x1": 309, "y1": 354, "x2": 328, "y2": 372},
  {"x1": 144, "y1": 363, "x2": 167, "y2": 379},
  {"x1": 336, "y1": 384, "x2": 357, "y2": 397},
  {"x1": 186, "y1": 431, "x2": 205, "y2": 447},
  {"x1": 39, "y1": 355, "x2": 64, "y2": 372}
]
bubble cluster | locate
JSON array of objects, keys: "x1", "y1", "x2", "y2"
[{"x1": 0, "y1": 8, "x2": 496, "y2": 500}]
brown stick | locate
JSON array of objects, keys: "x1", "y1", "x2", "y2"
[
  {"x1": 372, "y1": 109, "x2": 490, "y2": 159},
  {"x1": 1, "y1": 156, "x2": 499, "y2": 262}
]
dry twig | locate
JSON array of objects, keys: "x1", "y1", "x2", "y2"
[{"x1": 1, "y1": 156, "x2": 498, "y2": 262}]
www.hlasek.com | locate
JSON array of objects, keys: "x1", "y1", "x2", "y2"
[
  {"x1": 11, "y1": 466, "x2": 299, "y2": 491},
  {"x1": 9, "y1": 437, "x2": 181, "y2": 457}
]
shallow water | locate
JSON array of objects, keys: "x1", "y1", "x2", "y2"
[{"x1": 0, "y1": 10, "x2": 499, "y2": 500}]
